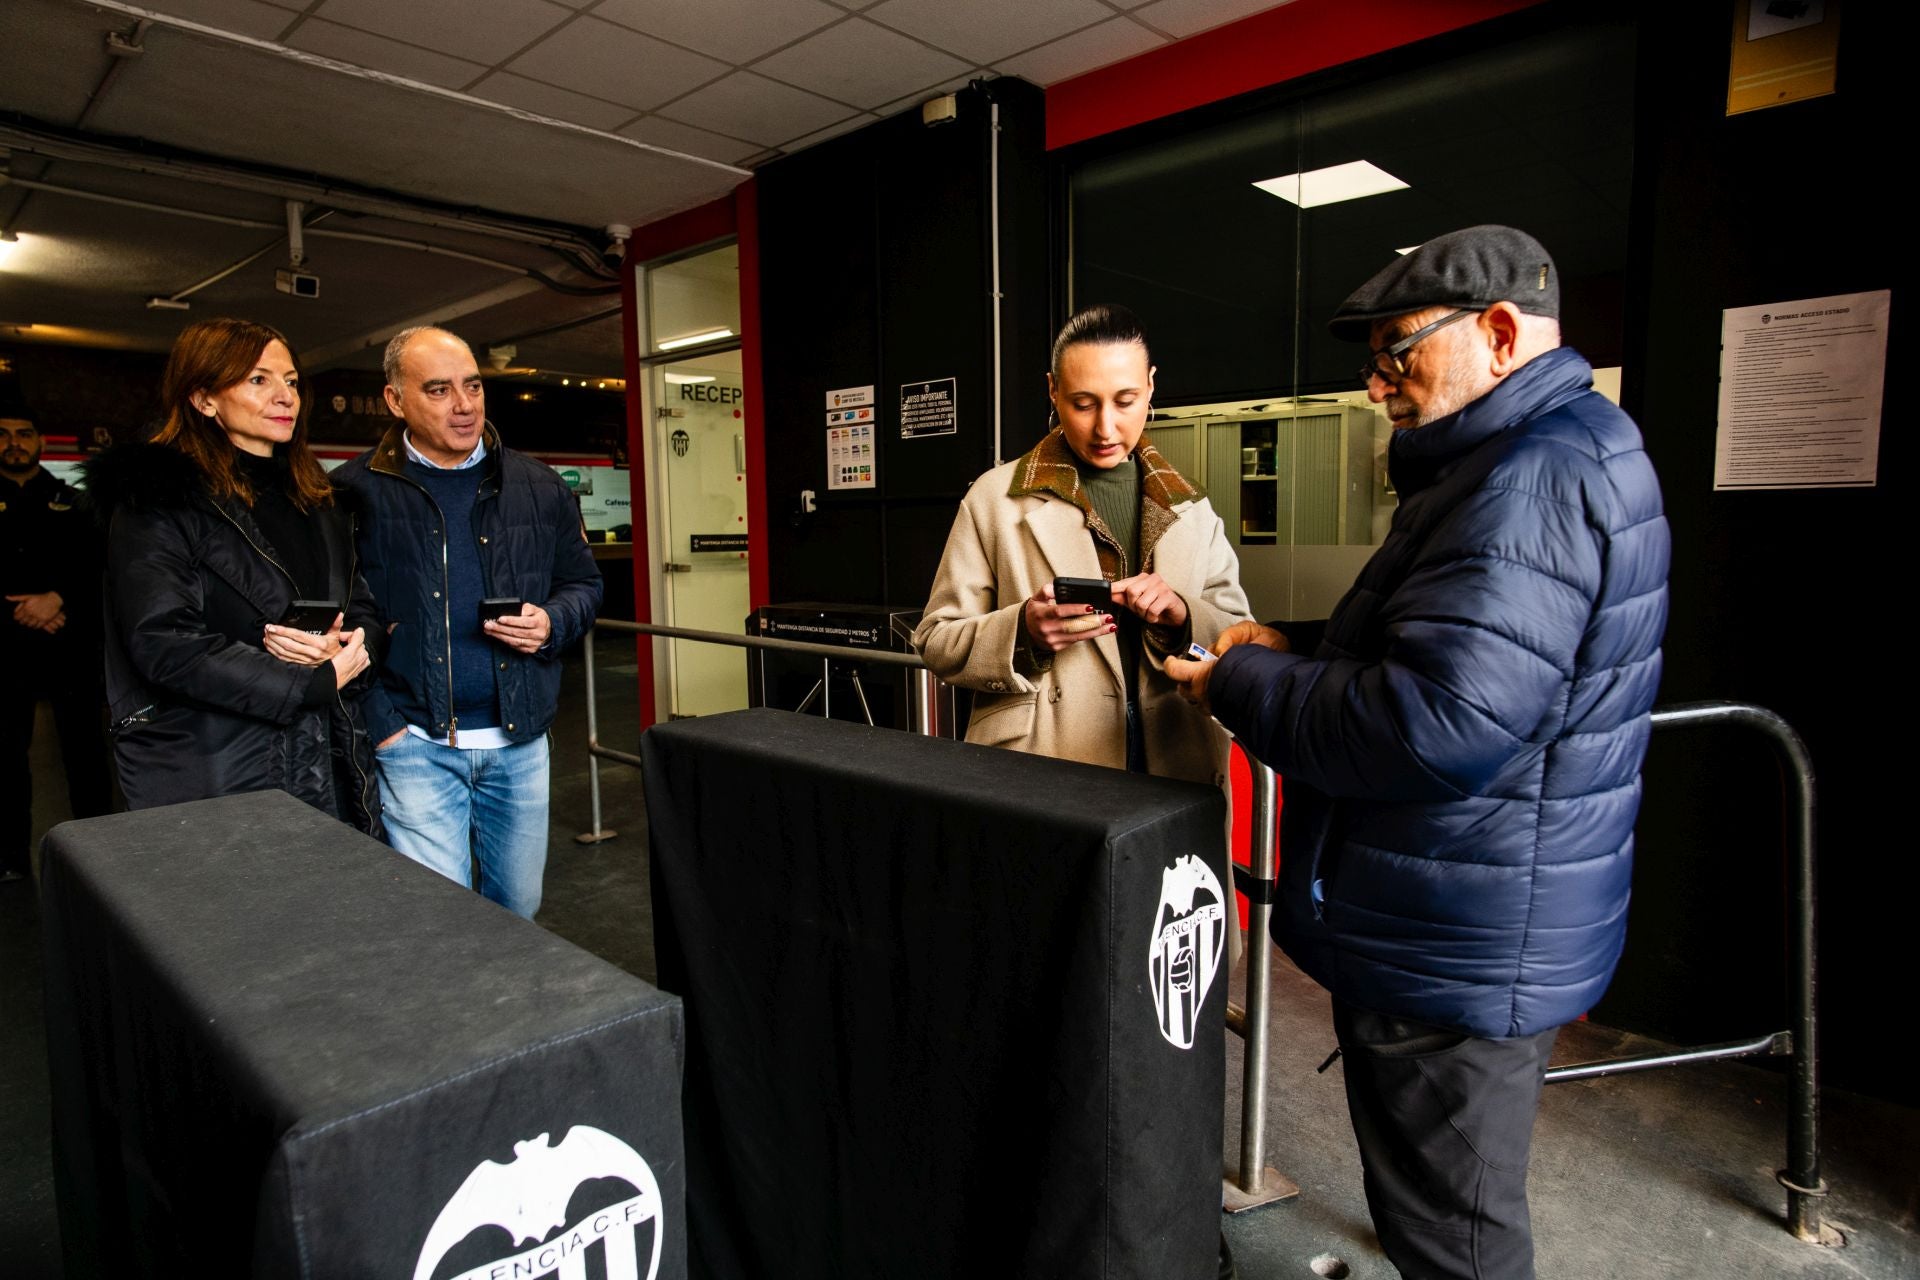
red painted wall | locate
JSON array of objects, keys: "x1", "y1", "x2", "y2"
[{"x1": 1045, "y1": 0, "x2": 1543, "y2": 151}]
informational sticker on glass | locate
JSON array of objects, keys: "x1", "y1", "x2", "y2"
[
  {"x1": 825, "y1": 384, "x2": 874, "y2": 411},
  {"x1": 900, "y1": 378, "x2": 957, "y2": 439},
  {"x1": 1714, "y1": 289, "x2": 1887, "y2": 491},
  {"x1": 827, "y1": 423, "x2": 875, "y2": 490}
]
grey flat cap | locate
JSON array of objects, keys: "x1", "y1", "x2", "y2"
[{"x1": 1329, "y1": 224, "x2": 1559, "y2": 341}]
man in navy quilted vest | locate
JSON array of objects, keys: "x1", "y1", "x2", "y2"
[{"x1": 1169, "y1": 226, "x2": 1669, "y2": 1280}]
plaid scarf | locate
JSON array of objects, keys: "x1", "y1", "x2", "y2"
[{"x1": 1007, "y1": 429, "x2": 1201, "y2": 578}]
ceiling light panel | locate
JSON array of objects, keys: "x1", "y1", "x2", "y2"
[{"x1": 1252, "y1": 160, "x2": 1409, "y2": 208}]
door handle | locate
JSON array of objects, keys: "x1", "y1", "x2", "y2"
[{"x1": 664, "y1": 561, "x2": 693, "y2": 573}]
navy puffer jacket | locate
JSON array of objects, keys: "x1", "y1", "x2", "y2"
[{"x1": 1209, "y1": 347, "x2": 1668, "y2": 1038}]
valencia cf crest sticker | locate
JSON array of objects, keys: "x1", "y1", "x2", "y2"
[
  {"x1": 1149, "y1": 855, "x2": 1227, "y2": 1050},
  {"x1": 414, "y1": 1126, "x2": 664, "y2": 1280}
]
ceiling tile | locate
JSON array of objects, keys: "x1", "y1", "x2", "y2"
[
  {"x1": 1130, "y1": 0, "x2": 1294, "y2": 41},
  {"x1": 992, "y1": 16, "x2": 1165, "y2": 86},
  {"x1": 777, "y1": 112, "x2": 881, "y2": 155},
  {"x1": 863, "y1": 0, "x2": 1112, "y2": 64},
  {"x1": 137, "y1": 0, "x2": 301, "y2": 40},
  {"x1": 86, "y1": 32, "x2": 741, "y2": 227},
  {"x1": 306, "y1": 0, "x2": 572, "y2": 66},
  {"x1": 469, "y1": 72, "x2": 639, "y2": 131},
  {"x1": 594, "y1": 0, "x2": 845, "y2": 65},
  {"x1": 285, "y1": 19, "x2": 487, "y2": 90},
  {"x1": 753, "y1": 19, "x2": 970, "y2": 110},
  {"x1": 656, "y1": 71, "x2": 857, "y2": 147},
  {"x1": 506, "y1": 17, "x2": 729, "y2": 113},
  {"x1": 618, "y1": 116, "x2": 764, "y2": 167}
]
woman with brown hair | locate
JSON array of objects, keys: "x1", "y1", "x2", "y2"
[{"x1": 87, "y1": 317, "x2": 384, "y2": 832}]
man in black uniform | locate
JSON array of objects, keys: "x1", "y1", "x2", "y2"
[{"x1": 1, "y1": 404, "x2": 111, "y2": 883}]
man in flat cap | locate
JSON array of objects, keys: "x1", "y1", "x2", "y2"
[{"x1": 1170, "y1": 226, "x2": 1669, "y2": 1278}]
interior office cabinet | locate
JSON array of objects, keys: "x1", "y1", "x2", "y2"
[
  {"x1": 1150, "y1": 404, "x2": 1387, "y2": 622},
  {"x1": 1150, "y1": 403, "x2": 1381, "y2": 546}
]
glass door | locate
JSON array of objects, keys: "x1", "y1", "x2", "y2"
[
  {"x1": 653, "y1": 353, "x2": 749, "y2": 716},
  {"x1": 639, "y1": 241, "x2": 748, "y2": 717}
]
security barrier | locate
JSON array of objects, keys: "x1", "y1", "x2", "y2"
[
  {"x1": 1541, "y1": 701, "x2": 1826, "y2": 1245},
  {"x1": 574, "y1": 630, "x2": 1824, "y2": 1244}
]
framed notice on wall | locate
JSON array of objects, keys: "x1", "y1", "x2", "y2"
[
  {"x1": 1727, "y1": 0, "x2": 1840, "y2": 116},
  {"x1": 1713, "y1": 288, "x2": 1887, "y2": 490}
]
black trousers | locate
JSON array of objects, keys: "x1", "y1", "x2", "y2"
[
  {"x1": 2, "y1": 686, "x2": 112, "y2": 876},
  {"x1": 1333, "y1": 1000, "x2": 1559, "y2": 1280}
]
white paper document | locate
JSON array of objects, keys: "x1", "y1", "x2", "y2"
[{"x1": 1715, "y1": 289, "x2": 1887, "y2": 490}]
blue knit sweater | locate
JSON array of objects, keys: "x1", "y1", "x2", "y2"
[{"x1": 406, "y1": 460, "x2": 499, "y2": 731}]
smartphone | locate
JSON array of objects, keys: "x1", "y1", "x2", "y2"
[
  {"x1": 479, "y1": 597, "x2": 525, "y2": 624},
  {"x1": 279, "y1": 600, "x2": 342, "y2": 634},
  {"x1": 1052, "y1": 576, "x2": 1114, "y2": 609}
]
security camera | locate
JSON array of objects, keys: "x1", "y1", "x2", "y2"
[
  {"x1": 602, "y1": 223, "x2": 632, "y2": 266},
  {"x1": 274, "y1": 268, "x2": 320, "y2": 299}
]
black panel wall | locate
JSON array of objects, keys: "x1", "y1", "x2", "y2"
[
  {"x1": 1594, "y1": 4, "x2": 1905, "y2": 1105},
  {"x1": 758, "y1": 79, "x2": 1049, "y2": 610}
]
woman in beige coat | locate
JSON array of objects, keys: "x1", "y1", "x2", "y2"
[{"x1": 912, "y1": 304, "x2": 1250, "y2": 787}]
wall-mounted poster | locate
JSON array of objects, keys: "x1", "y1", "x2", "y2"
[{"x1": 1714, "y1": 289, "x2": 1887, "y2": 491}]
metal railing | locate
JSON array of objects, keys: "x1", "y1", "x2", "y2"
[
  {"x1": 1539, "y1": 700, "x2": 1825, "y2": 1245},
  {"x1": 573, "y1": 619, "x2": 941, "y2": 842}
]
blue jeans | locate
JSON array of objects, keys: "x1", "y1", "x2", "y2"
[{"x1": 375, "y1": 732, "x2": 550, "y2": 919}]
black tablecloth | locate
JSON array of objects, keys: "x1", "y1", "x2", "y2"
[
  {"x1": 644, "y1": 709, "x2": 1230, "y2": 1279},
  {"x1": 40, "y1": 789, "x2": 685, "y2": 1279}
]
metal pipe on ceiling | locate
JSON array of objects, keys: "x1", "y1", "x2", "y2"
[
  {"x1": 0, "y1": 172, "x2": 619, "y2": 297},
  {"x1": 0, "y1": 118, "x2": 619, "y2": 279}
]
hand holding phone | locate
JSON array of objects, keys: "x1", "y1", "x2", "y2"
[
  {"x1": 478, "y1": 597, "x2": 525, "y2": 624},
  {"x1": 1051, "y1": 576, "x2": 1115, "y2": 609},
  {"x1": 279, "y1": 599, "x2": 343, "y2": 634},
  {"x1": 1026, "y1": 579, "x2": 1115, "y2": 654}
]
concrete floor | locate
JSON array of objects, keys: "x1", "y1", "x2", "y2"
[{"x1": 3, "y1": 646, "x2": 1916, "y2": 1277}]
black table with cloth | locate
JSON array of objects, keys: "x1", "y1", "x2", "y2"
[
  {"x1": 643, "y1": 708, "x2": 1231, "y2": 1279},
  {"x1": 39, "y1": 789, "x2": 686, "y2": 1279}
]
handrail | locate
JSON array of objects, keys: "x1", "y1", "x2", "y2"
[
  {"x1": 572, "y1": 620, "x2": 938, "y2": 843},
  {"x1": 593, "y1": 616, "x2": 927, "y2": 667},
  {"x1": 1218, "y1": 699, "x2": 1823, "y2": 1242},
  {"x1": 1537, "y1": 700, "x2": 1824, "y2": 1245}
]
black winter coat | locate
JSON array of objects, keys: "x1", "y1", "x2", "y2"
[
  {"x1": 86, "y1": 444, "x2": 385, "y2": 834},
  {"x1": 330, "y1": 424, "x2": 602, "y2": 746}
]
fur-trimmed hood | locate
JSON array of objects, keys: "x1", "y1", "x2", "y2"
[{"x1": 82, "y1": 441, "x2": 212, "y2": 520}]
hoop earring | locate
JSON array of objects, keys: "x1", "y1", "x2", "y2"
[{"x1": 1046, "y1": 406, "x2": 1059, "y2": 432}]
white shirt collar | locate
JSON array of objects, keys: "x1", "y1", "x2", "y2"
[{"x1": 402, "y1": 429, "x2": 488, "y2": 471}]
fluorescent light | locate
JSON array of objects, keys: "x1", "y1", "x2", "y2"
[
  {"x1": 1252, "y1": 160, "x2": 1408, "y2": 208},
  {"x1": 0, "y1": 233, "x2": 21, "y2": 269},
  {"x1": 664, "y1": 372, "x2": 717, "y2": 384},
  {"x1": 658, "y1": 327, "x2": 733, "y2": 351}
]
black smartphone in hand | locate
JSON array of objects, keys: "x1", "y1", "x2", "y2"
[
  {"x1": 279, "y1": 600, "x2": 341, "y2": 633},
  {"x1": 1052, "y1": 576, "x2": 1114, "y2": 609},
  {"x1": 479, "y1": 597, "x2": 525, "y2": 624}
]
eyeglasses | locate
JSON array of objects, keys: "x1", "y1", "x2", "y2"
[{"x1": 1358, "y1": 309, "x2": 1477, "y2": 388}]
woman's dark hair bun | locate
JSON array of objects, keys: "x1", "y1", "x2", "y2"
[{"x1": 1050, "y1": 303, "x2": 1150, "y2": 376}]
